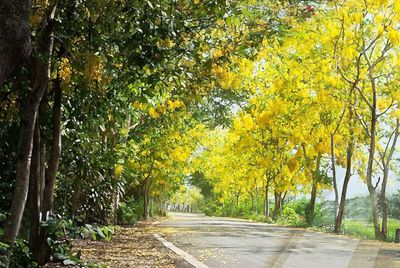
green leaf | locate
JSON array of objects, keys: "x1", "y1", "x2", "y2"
[
  {"x1": 54, "y1": 253, "x2": 66, "y2": 261},
  {"x1": 147, "y1": 1, "x2": 154, "y2": 9},
  {"x1": 63, "y1": 259, "x2": 77, "y2": 265}
]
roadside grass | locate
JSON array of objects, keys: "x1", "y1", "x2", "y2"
[{"x1": 343, "y1": 218, "x2": 400, "y2": 242}]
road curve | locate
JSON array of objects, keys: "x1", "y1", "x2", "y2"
[{"x1": 152, "y1": 212, "x2": 400, "y2": 268}]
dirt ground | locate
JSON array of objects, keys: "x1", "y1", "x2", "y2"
[{"x1": 44, "y1": 222, "x2": 189, "y2": 268}]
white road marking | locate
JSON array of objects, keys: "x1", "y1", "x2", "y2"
[{"x1": 153, "y1": 233, "x2": 209, "y2": 268}]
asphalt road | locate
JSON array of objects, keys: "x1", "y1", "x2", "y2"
[{"x1": 153, "y1": 212, "x2": 400, "y2": 268}]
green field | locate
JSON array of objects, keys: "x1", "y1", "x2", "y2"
[{"x1": 343, "y1": 218, "x2": 400, "y2": 242}]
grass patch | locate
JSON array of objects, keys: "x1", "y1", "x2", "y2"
[{"x1": 343, "y1": 218, "x2": 400, "y2": 242}]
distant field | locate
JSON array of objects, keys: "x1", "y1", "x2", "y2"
[{"x1": 343, "y1": 218, "x2": 400, "y2": 242}]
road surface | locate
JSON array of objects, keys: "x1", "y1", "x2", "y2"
[{"x1": 152, "y1": 212, "x2": 400, "y2": 268}]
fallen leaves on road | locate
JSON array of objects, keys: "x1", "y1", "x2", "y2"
[{"x1": 71, "y1": 225, "x2": 185, "y2": 267}]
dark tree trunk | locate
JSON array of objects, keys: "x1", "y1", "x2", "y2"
[
  {"x1": 42, "y1": 78, "x2": 62, "y2": 215},
  {"x1": 2, "y1": 7, "x2": 56, "y2": 266},
  {"x1": 380, "y1": 120, "x2": 399, "y2": 241},
  {"x1": 37, "y1": 77, "x2": 62, "y2": 265},
  {"x1": 366, "y1": 93, "x2": 381, "y2": 240},
  {"x1": 0, "y1": 0, "x2": 32, "y2": 87},
  {"x1": 335, "y1": 139, "x2": 354, "y2": 233},
  {"x1": 264, "y1": 177, "x2": 271, "y2": 218},
  {"x1": 330, "y1": 134, "x2": 339, "y2": 221},
  {"x1": 307, "y1": 153, "x2": 321, "y2": 225},
  {"x1": 28, "y1": 124, "x2": 41, "y2": 258},
  {"x1": 272, "y1": 191, "x2": 282, "y2": 220},
  {"x1": 335, "y1": 102, "x2": 354, "y2": 233},
  {"x1": 281, "y1": 191, "x2": 287, "y2": 210}
]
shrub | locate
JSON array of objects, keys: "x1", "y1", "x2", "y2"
[
  {"x1": 117, "y1": 201, "x2": 140, "y2": 225},
  {"x1": 84, "y1": 224, "x2": 114, "y2": 241},
  {"x1": 276, "y1": 207, "x2": 304, "y2": 227}
]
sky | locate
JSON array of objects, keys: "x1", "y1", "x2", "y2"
[{"x1": 321, "y1": 166, "x2": 400, "y2": 200}]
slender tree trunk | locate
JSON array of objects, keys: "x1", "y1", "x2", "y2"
[
  {"x1": 250, "y1": 192, "x2": 255, "y2": 213},
  {"x1": 335, "y1": 139, "x2": 354, "y2": 233},
  {"x1": 0, "y1": 0, "x2": 32, "y2": 87},
  {"x1": 42, "y1": 77, "x2": 62, "y2": 215},
  {"x1": 308, "y1": 153, "x2": 321, "y2": 225},
  {"x1": 281, "y1": 191, "x2": 287, "y2": 211},
  {"x1": 330, "y1": 134, "x2": 339, "y2": 221},
  {"x1": 380, "y1": 120, "x2": 399, "y2": 241},
  {"x1": 273, "y1": 191, "x2": 282, "y2": 220},
  {"x1": 2, "y1": 8, "x2": 56, "y2": 265},
  {"x1": 28, "y1": 124, "x2": 41, "y2": 259},
  {"x1": 264, "y1": 177, "x2": 270, "y2": 218},
  {"x1": 381, "y1": 169, "x2": 389, "y2": 241},
  {"x1": 335, "y1": 99, "x2": 355, "y2": 233},
  {"x1": 366, "y1": 92, "x2": 381, "y2": 239},
  {"x1": 142, "y1": 177, "x2": 152, "y2": 220},
  {"x1": 37, "y1": 76, "x2": 62, "y2": 265}
]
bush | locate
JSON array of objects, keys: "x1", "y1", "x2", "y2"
[
  {"x1": 43, "y1": 217, "x2": 85, "y2": 266},
  {"x1": 117, "y1": 201, "x2": 141, "y2": 225},
  {"x1": 312, "y1": 202, "x2": 334, "y2": 230},
  {"x1": 84, "y1": 224, "x2": 114, "y2": 241},
  {"x1": 43, "y1": 216, "x2": 114, "y2": 265},
  {"x1": 276, "y1": 207, "x2": 304, "y2": 227}
]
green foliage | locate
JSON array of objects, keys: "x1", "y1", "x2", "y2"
[
  {"x1": 388, "y1": 191, "x2": 400, "y2": 219},
  {"x1": 84, "y1": 224, "x2": 114, "y2": 242},
  {"x1": 276, "y1": 207, "x2": 304, "y2": 227},
  {"x1": 1, "y1": 213, "x2": 37, "y2": 267},
  {"x1": 43, "y1": 218, "x2": 85, "y2": 266},
  {"x1": 242, "y1": 213, "x2": 268, "y2": 223},
  {"x1": 117, "y1": 201, "x2": 141, "y2": 225},
  {"x1": 290, "y1": 198, "x2": 309, "y2": 218},
  {"x1": 200, "y1": 198, "x2": 222, "y2": 216},
  {"x1": 9, "y1": 239, "x2": 37, "y2": 268},
  {"x1": 311, "y1": 202, "x2": 334, "y2": 230},
  {"x1": 342, "y1": 219, "x2": 400, "y2": 242},
  {"x1": 41, "y1": 217, "x2": 113, "y2": 266}
]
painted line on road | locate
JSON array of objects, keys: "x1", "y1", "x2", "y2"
[{"x1": 153, "y1": 233, "x2": 209, "y2": 268}]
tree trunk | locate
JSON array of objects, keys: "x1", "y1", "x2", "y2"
[
  {"x1": 37, "y1": 72, "x2": 62, "y2": 265},
  {"x1": 281, "y1": 191, "x2": 287, "y2": 211},
  {"x1": 41, "y1": 79, "x2": 62, "y2": 215},
  {"x1": 330, "y1": 134, "x2": 339, "y2": 221},
  {"x1": 250, "y1": 192, "x2": 255, "y2": 213},
  {"x1": 142, "y1": 177, "x2": 151, "y2": 220},
  {"x1": 335, "y1": 138, "x2": 354, "y2": 233},
  {"x1": 0, "y1": 0, "x2": 32, "y2": 87},
  {"x1": 380, "y1": 120, "x2": 399, "y2": 241},
  {"x1": 28, "y1": 124, "x2": 41, "y2": 259},
  {"x1": 264, "y1": 178, "x2": 270, "y2": 218},
  {"x1": 335, "y1": 100, "x2": 355, "y2": 233},
  {"x1": 307, "y1": 153, "x2": 321, "y2": 225},
  {"x1": 273, "y1": 191, "x2": 282, "y2": 220},
  {"x1": 366, "y1": 92, "x2": 381, "y2": 239},
  {"x1": 2, "y1": 7, "x2": 56, "y2": 265}
]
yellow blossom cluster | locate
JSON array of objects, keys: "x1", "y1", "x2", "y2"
[
  {"x1": 167, "y1": 99, "x2": 185, "y2": 111},
  {"x1": 84, "y1": 54, "x2": 104, "y2": 82},
  {"x1": 148, "y1": 99, "x2": 185, "y2": 118},
  {"x1": 114, "y1": 164, "x2": 124, "y2": 178},
  {"x1": 211, "y1": 64, "x2": 241, "y2": 90},
  {"x1": 58, "y1": 57, "x2": 71, "y2": 84}
]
